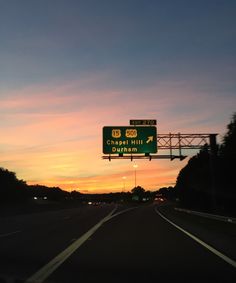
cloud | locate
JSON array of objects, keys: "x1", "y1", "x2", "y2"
[{"x1": 0, "y1": 74, "x2": 235, "y2": 192}]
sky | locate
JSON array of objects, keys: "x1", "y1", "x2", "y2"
[{"x1": 0, "y1": 0, "x2": 236, "y2": 193}]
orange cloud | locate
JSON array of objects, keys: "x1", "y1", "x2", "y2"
[{"x1": 1, "y1": 76, "x2": 234, "y2": 193}]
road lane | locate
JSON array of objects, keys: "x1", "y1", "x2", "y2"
[
  {"x1": 25, "y1": 205, "x2": 138, "y2": 283},
  {"x1": 0, "y1": 204, "x2": 236, "y2": 283},
  {"x1": 156, "y1": 208, "x2": 236, "y2": 269},
  {"x1": 0, "y1": 204, "x2": 117, "y2": 282},
  {"x1": 47, "y1": 204, "x2": 236, "y2": 283},
  {"x1": 157, "y1": 204, "x2": 236, "y2": 261},
  {"x1": 25, "y1": 206, "x2": 117, "y2": 283},
  {"x1": 0, "y1": 230, "x2": 21, "y2": 238}
]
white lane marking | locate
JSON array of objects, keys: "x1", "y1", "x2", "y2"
[
  {"x1": 155, "y1": 208, "x2": 236, "y2": 269},
  {"x1": 107, "y1": 206, "x2": 138, "y2": 220},
  {"x1": 25, "y1": 206, "x2": 118, "y2": 283},
  {"x1": 25, "y1": 205, "x2": 138, "y2": 283},
  {"x1": 0, "y1": 230, "x2": 21, "y2": 238}
]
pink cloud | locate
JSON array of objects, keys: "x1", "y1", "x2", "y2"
[{"x1": 1, "y1": 75, "x2": 235, "y2": 192}]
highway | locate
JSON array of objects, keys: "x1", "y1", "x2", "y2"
[{"x1": 0, "y1": 203, "x2": 235, "y2": 283}]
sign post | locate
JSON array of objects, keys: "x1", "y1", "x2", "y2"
[{"x1": 103, "y1": 126, "x2": 157, "y2": 154}]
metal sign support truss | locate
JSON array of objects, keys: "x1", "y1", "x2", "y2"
[{"x1": 102, "y1": 133, "x2": 218, "y2": 161}]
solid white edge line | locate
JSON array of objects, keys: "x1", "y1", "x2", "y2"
[
  {"x1": 0, "y1": 230, "x2": 21, "y2": 238},
  {"x1": 25, "y1": 205, "x2": 138, "y2": 283},
  {"x1": 155, "y1": 208, "x2": 236, "y2": 269}
]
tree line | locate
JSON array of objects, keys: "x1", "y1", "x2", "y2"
[
  {"x1": 0, "y1": 168, "x2": 72, "y2": 203},
  {"x1": 174, "y1": 113, "x2": 236, "y2": 213},
  {"x1": 0, "y1": 167, "x2": 154, "y2": 204},
  {"x1": 1, "y1": 113, "x2": 235, "y2": 212}
]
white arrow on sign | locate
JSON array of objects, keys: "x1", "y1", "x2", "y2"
[{"x1": 146, "y1": 136, "x2": 154, "y2": 144}]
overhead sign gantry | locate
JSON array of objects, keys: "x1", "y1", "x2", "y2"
[
  {"x1": 102, "y1": 120, "x2": 218, "y2": 209},
  {"x1": 102, "y1": 120, "x2": 217, "y2": 162}
]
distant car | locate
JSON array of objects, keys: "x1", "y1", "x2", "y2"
[
  {"x1": 154, "y1": 197, "x2": 165, "y2": 202},
  {"x1": 88, "y1": 201, "x2": 100, "y2": 206}
]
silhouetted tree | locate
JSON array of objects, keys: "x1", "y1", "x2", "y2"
[
  {"x1": 158, "y1": 186, "x2": 176, "y2": 200},
  {"x1": 131, "y1": 186, "x2": 146, "y2": 201},
  {"x1": 175, "y1": 112, "x2": 236, "y2": 213},
  {"x1": 131, "y1": 186, "x2": 145, "y2": 194},
  {"x1": 175, "y1": 146, "x2": 211, "y2": 209},
  {"x1": 217, "y1": 113, "x2": 236, "y2": 210},
  {"x1": 28, "y1": 185, "x2": 70, "y2": 200},
  {"x1": 0, "y1": 167, "x2": 27, "y2": 202},
  {"x1": 70, "y1": 190, "x2": 82, "y2": 200},
  {"x1": 220, "y1": 113, "x2": 236, "y2": 158}
]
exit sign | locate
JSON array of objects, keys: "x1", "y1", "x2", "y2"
[
  {"x1": 130, "y1": 120, "x2": 157, "y2": 126},
  {"x1": 103, "y1": 126, "x2": 157, "y2": 154}
]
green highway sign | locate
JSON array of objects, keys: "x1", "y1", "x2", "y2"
[{"x1": 103, "y1": 126, "x2": 157, "y2": 154}]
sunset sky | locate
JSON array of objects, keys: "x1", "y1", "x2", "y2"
[{"x1": 1, "y1": 0, "x2": 236, "y2": 193}]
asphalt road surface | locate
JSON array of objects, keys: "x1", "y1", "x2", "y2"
[{"x1": 0, "y1": 203, "x2": 235, "y2": 283}]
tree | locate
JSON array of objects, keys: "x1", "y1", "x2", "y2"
[
  {"x1": 70, "y1": 190, "x2": 82, "y2": 200},
  {"x1": 175, "y1": 146, "x2": 211, "y2": 209},
  {"x1": 158, "y1": 186, "x2": 176, "y2": 200},
  {"x1": 131, "y1": 186, "x2": 145, "y2": 195},
  {"x1": 217, "y1": 113, "x2": 236, "y2": 209},
  {"x1": 0, "y1": 167, "x2": 27, "y2": 202},
  {"x1": 175, "y1": 112, "x2": 236, "y2": 212},
  {"x1": 220, "y1": 113, "x2": 236, "y2": 157},
  {"x1": 28, "y1": 185, "x2": 70, "y2": 200},
  {"x1": 131, "y1": 186, "x2": 146, "y2": 201}
]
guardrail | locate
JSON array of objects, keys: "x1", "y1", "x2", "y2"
[{"x1": 174, "y1": 207, "x2": 236, "y2": 224}]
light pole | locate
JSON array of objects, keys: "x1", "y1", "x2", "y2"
[{"x1": 133, "y1": 164, "x2": 138, "y2": 188}]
